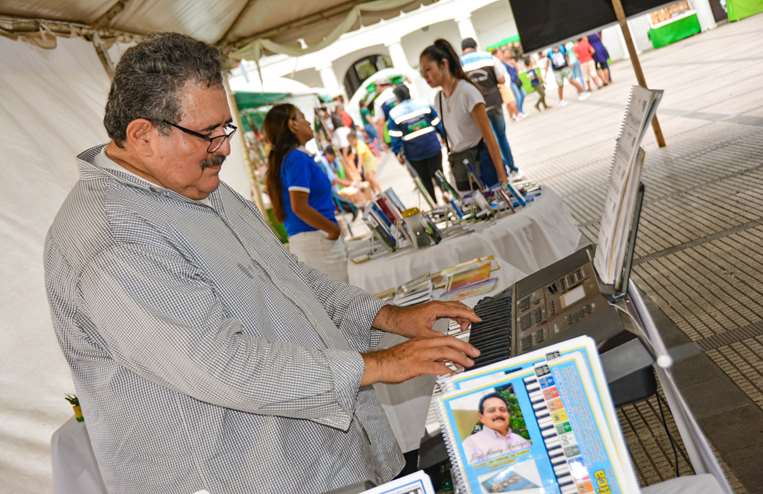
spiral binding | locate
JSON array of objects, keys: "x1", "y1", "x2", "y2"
[{"x1": 610, "y1": 86, "x2": 638, "y2": 173}]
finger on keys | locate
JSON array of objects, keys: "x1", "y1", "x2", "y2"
[{"x1": 436, "y1": 301, "x2": 481, "y2": 323}]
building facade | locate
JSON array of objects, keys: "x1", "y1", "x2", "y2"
[{"x1": 235, "y1": 0, "x2": 721, "y2": 102}]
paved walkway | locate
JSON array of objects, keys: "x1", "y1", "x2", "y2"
[{"x1": 373, "y1": 13, "x2": 763, "y2": 493}]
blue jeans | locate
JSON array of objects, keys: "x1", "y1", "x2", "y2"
[
  {"x1": 510, "y1": 82, "x2": 526, "y2": 114},
  {"x1": 486, "y1": 109, "x2": 518, "y2": 173},
  {"x1": 572, "y1": 62, "x2": 584, "y2": 87},
  {"x1": 363, "y1": 123, "x2": 378, "y2": 141}
]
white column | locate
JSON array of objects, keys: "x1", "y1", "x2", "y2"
[
  {"x1": 602, "y1": 25, "x2": 627, "y2": 61},
  {"x1": 690, "y1": 0, "x2": 717, "y2": 30},
  {"x1": 386, "y1": 38, "x2": 412, "y2": 71},
  {"x1": 455, "y1": 13, "x2": 479, "y2": 43},
  {"x1": 625, "y1": 20, "x2": 643, "y2": 54},
  {"x1": 617, "y1": 25, "x2": 631, "y2": 59},
  {"x1": 318, "y1": 62, "x2": 342, "y2": 97}
]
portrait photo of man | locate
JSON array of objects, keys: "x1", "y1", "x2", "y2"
[{"x1": 462, "y1": 392, "x2": 531, "y2": 464}]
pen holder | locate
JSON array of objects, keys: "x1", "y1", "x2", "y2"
[{"x1": 402, "y1": 207, "x2": 434, "y2": 249}]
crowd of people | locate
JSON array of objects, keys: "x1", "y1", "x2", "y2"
[
  {"x1": 488, "y1": 33, "x2": 614, "y2": 111},
  {"x1": 259, "y1": 34, "x2": 615, "y2": 282}
]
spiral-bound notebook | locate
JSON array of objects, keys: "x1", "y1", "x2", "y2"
[
  {"x1": 435, "y1": 337, "x2": 640, "y2": 494},
  {"x1": 594, "y1": 86, "x2": 663, "y2": 287}
]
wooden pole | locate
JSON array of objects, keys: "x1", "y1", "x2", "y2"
[
  {"x1": 611, "y1": 0, "x2": 667, "y2": 147},
  {"x1": 223, "y1": 74, "x2": 268, "y2": 214},
  {"x1": 92, "y1": 38, "x2": 115, "y2": 80}
]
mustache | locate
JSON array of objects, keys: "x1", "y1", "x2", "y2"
[{"x1": 201, "y1": 154, "x2": 226, "y2": 170}]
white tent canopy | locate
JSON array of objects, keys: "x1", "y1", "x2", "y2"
[{"x1": 0, "y1": 0, "x2": 435, "y2": 59}]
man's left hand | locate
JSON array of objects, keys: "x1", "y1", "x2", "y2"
[{"x1": 373, "y1": 301, "x2": 481, "y2": 339}]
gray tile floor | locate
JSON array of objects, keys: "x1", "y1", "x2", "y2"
[{"x1": 504, "y1": 14, "x2": 763, "y2": 493}]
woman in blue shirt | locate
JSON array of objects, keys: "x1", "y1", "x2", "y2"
[{"x1": 264, "y1": 104, "x2": 348, "y2": 281}]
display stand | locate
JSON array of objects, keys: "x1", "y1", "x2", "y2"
[{"x1": 626, "y1": 281, "x2": 733, "y2": 493}]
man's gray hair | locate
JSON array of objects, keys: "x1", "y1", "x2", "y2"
[{"x1": 104, "y1": 32, "x2": 223, "y2": 146}]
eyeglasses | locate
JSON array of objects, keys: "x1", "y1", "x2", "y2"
[{"x1": 161, "y1": 119, "x2": 237, "y2": 153}]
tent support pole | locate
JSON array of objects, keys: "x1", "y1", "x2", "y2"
[
  {"x1": 223, "y1": 73, "x2": 267, "y2": 214},
  {"x1": 92, "y1": 39, "x2": 115, "y2": 79},
  {"x1": 611, "y1": 0, "x2": 667, "y2": 148}
]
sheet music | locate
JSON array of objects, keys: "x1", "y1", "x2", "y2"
[{"x1": 594, "y1": 86, "x2": 663, "y2": 286}]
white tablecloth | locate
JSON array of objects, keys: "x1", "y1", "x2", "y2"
[
  {"x1": 51, "y1": 417, "x2": 107, "y2": 494},
  {"x1": 348, "y1": 188, "x2": 581, "y2": 294}
]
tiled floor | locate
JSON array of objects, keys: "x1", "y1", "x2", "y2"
[{"x1": 502, "y1": 14, "x2": 763, "y2": 493}]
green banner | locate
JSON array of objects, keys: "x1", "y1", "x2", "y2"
[
  {"x1": 727, "y1": 0, "x2": 763, "y2": 20},
  {"x1": 234, "y1": 91, "x2": 291, "y2": 111},
  {"x1": 486, "y1": 34, "x2": 521, "y2": 52}
]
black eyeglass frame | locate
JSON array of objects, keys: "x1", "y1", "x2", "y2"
[{"x1": 159, "y1": 119, "x2": 237, "y2": 153}]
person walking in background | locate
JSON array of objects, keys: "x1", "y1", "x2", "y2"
[
  {"x1": 388, "y1": 84, "x2": 446, "y2": 200},
  {"x1": 332, "y1": 95, "x2": 355, "y2": 129},
  {"x1": 587, "y1": 33, "x2": 612, "y2": 85},
  {"x1": 319, "y1": 145, "x2": 354, "y2": 192},
  {"x1": 525, "y1": 56, "x2": 549, "y2": 111},
  {"x1": 565, "y1": 40, "x2": 585, "y2": 88},
  {"x1": 545, "y1": 44, "x2": 587, "y2": 107},
  {"x1": 499, "y1": 47, "x2": 526, "y2": 120},
  {"x1": 348, "y1": 131, "x2": 382, "y2": 194},
  {"x1": 359, "y1": 100, "x2": 381, "y2": 156},
  {"x1": 419, "y1": 39, "x2": 509, "y2": 191},
  {"x1": 460, "y1": 37, "x2": 522, "y2": 178},
  {"x1": 264, "y1": 104, "x2": 348, "y2": 281},
  {"x1": 317, "y1": 145, "x2": 359, "y2": 220},
  {"x1": 493, "y1": 53, "x2": 519, "y2": 123},
  {"x1": 574, "y1": 37, "x2": 603, "y2": 92},
  {"x1": 372, "y1": 81, "x2": 398, "y2": 151}
]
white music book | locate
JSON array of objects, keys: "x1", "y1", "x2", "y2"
[{"x1": 594, "y1": 86, "x2": 663, "y2": 287}]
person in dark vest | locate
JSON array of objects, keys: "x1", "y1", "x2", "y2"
[
  {"x1": 388, "y1": 84, "x2": 446, "y2": 200},
  {"x1": 460, "y1": 37, "x2": 522, "y2": 179}
]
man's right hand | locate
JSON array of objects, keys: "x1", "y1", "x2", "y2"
[{"x1": 360, "y1": 336, "x2": 480, "y2": 386}]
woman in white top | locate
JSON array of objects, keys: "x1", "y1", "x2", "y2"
[{"x1": 419, "y1": 39, "x2": 508, "y2": 191}]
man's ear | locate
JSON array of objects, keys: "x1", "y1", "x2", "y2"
[{"x1": 124, "y1": 118, "x2": 156, "y2": 156}]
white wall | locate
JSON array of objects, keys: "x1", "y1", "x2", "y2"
[
  {"x1": 602, "y1": 25, "x2": 628, "y2": 61},
  {"x1": 472, "y1": 1, "x2": 519, "y2": 47},
  {"x1": 400, "y1": 19, "x2": 462, "y2": 69},
  {"x1": 0, "y1": 37, "x2": 107, "y2": 494},
  {"x1": 629, "y1": 13, "x2": 655, "y2": 52}
]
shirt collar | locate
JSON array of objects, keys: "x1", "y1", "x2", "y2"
[
  {"x1": 483, "y1": 426, "x2": 512, "y2": 439},
  {"x1": 77, "y1": 144, "x2": 214, "y2": 207}
]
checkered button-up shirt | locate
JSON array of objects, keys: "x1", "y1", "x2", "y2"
[{"x1": 44, "y1": 145, "x2": 403, "y2": 494}]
